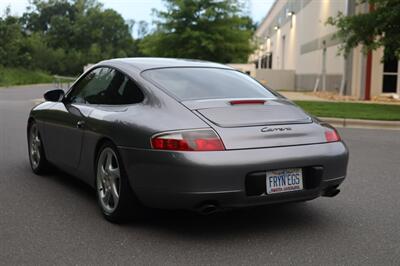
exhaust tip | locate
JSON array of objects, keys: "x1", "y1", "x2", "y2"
[{"x1": 323, "y1": 188, "x2": 340, "y2": 197}]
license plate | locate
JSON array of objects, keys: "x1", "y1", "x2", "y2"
[{"x1": 266, "y1": 168, "x2": 303, "y2": 194}]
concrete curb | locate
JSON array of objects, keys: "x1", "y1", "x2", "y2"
[{"x1": 321, "y1": 117, "x2": 400, "y2": 130}]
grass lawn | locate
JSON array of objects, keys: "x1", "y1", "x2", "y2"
[
  {"x1": 0, "y1": 67, "x2": 54, "y2": 87},
  {"x1": 295, "y1": 100, "x2": 400, "y2": 121}
]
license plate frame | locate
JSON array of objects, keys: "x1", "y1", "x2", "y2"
[{"x1": 266, "y1": 168, "x2": 303, "y2": 194}]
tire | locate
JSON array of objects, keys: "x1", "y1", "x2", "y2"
[
  {"x1": 28, "y1": 121, "x2": 51, "y2": 175},
  {"x1": 95, "y1": 141, "x2": 140, "y2": 223}
]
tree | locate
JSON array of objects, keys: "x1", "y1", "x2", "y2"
[
  {"x1": 327, "y1": 0, "x2": 400, "y2": 60},
  {"x1": 14, "y1": 0, "x2": 139, "y2": 75},
  {"x1": 140, "y1": 0, "x2": 255, "y2": 63},
  {"x1": 137, "y1": 20, "x2": 149, "y2": 39},
  {"x1": 0, "y1": 14, "x2": 26, "y2": 67},
  {"x1": 73, "y1": 8, "x2": 134, "y2": 56}
]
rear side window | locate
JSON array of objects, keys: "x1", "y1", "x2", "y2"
[
  {"x1": 106, "y1": 72, "x2": 145, "y2": 105},
  {"x1": 67, "y1": 67, "x2": 144, "y2": 105},
  {"x1": 142, "y1": 68, "x2": 276, "y2": 101}
]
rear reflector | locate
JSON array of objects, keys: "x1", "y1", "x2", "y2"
[
  {"x1": 324, "y1": 127, "x2": 341, "y2": 142},
  {"x1": 230, "y1": 100, "x2": 266, "y2": 105},
  {"x1": 151, "y1": 130, "x2": 225, "y2": 151}
]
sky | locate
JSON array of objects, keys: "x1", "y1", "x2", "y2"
[{"x1": 0, "y1": 0, "x2": 274, "y2": 25}]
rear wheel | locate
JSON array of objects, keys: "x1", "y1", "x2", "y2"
[
  {"x1": 95, "y1": 142, "x2": 139, "y2": 223},
  {"x1": 28, "y1": 122, "x2": 50, "y2": 174}
]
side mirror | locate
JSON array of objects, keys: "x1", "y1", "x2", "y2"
[{"x1": 44, "y1": 89, "x2": 65, "y2": 102}]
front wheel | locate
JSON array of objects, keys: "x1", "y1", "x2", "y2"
[
  {"x1": 95, "y1": 142, "x2": 139, "y2": 223},
  {"x1": 28, "y1": 122, "x2": 50, "y2": 174}
]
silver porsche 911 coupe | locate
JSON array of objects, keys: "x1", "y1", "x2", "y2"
[{"x1": 27, "y1": 58, "x2": 349, "y2": 222}]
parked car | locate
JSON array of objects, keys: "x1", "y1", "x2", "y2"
[{"x1": 27, "y1": 58, "x2": 349, "y2": 222}]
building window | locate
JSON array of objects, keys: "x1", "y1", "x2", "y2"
[
  {"x1": 260, "y1": 53, "x2": 273, "y2": 69},
  {"x1": 382, "y1": 50, "x2": 399, "y2": 93}
]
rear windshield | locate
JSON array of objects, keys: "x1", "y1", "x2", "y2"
[{"x1": 141, "y1": 68, "x2": 276, "y2": 101}]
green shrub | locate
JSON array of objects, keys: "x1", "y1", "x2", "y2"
[{"x1": 0, "y1": 67, "x2": 54, "y2": 86}]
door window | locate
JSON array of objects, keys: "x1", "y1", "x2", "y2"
[
  {"x1": 66, "y1": 68, "x2": 115, "y2": 104},
  {"x1": 66, "y1": 67, "x2": 144, "y2": 105}
]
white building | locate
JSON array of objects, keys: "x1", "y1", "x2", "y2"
[{"x1": 250, "y1": 0, "x2": 400, "y2": 100}]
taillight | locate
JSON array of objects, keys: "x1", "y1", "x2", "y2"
[
  {"x1": 151, "y1": 130, "x2": 225, "y2": 151},
  {"x1": 323, "y1": 125, "x2": 341, "y2": 142}
]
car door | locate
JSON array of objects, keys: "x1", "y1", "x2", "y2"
[{"x1": 42, "y1": 67, "x2": 116, "y2": 170}]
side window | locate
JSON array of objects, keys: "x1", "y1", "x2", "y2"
[
  {"x1": 67, "y1": 67, "x2": 116, "y2": 104},
  {"x1": 66, "y1": 67, "x2": 144, "y2": 105},
  {"x1": 112, "y1": 76, "x2": 145, "y2": 104}
]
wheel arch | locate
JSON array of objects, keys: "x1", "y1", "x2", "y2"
[
  {"x1": 92, "y1": 136, "x2": 140, "y2": 207},
  {"x1": 93, "y1": 137, "x2": 116, "y2": 185},
  {"x1": 27, "y1": 117, "x2": 35, "y2": 136},
  {"x1": 27, "y1": 117, "x2": 46, "y2": 151}
]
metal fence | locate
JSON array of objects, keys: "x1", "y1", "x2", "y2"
[{"x1": 52, "y1": 75, "x2": 76, "y2": 90}]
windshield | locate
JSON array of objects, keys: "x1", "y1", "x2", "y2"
[{"x1": 142, "y1": 68, "x2": 277, "y2": 101}]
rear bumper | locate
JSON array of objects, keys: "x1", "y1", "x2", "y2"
[{"x1": 118, "y1": 142, "x2": 349, "y2": 210}]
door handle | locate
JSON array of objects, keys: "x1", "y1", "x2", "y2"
[{"x1": 76, "y1": 120, "x2": 85, "y2": 129}]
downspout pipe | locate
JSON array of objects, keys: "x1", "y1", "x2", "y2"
[
  {"x1": 364, "y1": 3, "x2": 375, "y2": 100},
  {"x1": 365, "y1": 51, "x2": 372, "y2": 100}
]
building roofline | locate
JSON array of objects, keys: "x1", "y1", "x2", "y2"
[{"x1": 255, "y1": 0, "x2": 279, "y2": 36}]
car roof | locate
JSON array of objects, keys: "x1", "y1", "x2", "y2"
[{"x1": 99, "y1": 57, "x2": 233, "y2": 72}]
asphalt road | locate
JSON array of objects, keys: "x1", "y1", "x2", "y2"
[{"x1": 1, "y1": 85, "x2": 399, "y2": 265}]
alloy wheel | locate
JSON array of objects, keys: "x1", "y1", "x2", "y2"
[
  {"x1": 29, "y1": 124, "x2": 41, "y2": 169},
  {"x1": 96, "y1": 148, "x2": 121, "y2": 213}
]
